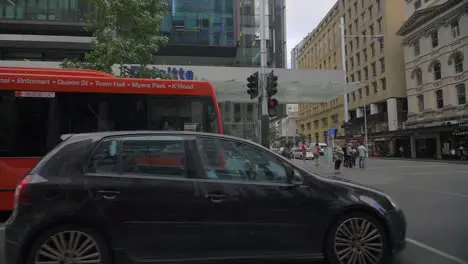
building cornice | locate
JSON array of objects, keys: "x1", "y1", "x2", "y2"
[
  {"x1": 397, "y1": 0, "x2": 466, "y2": 37},
  {"x1": 400, "y1": 2, "x2": 468, "y2": 45}
]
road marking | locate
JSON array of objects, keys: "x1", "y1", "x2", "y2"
[
  {"x1": 399, "y1": 186, "x2": 468, "y2": 198},
  {"x1": 0, "y1": 226, "x2": 4, "y2": 231},
  {"x1": 401, "y1": 171, "x2": 468, "y2": 175},
  {"x1": 406, "y1": 238, "x2": 468, "y2": 264}
]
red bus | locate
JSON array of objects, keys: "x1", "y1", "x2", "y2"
[{"x1": 0, "y1": 66, "x2": 223, "y2": 212}]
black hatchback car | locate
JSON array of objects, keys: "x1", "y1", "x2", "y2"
[{"x1": 4, "y1": 131, "x2": 406, "y2": 264}]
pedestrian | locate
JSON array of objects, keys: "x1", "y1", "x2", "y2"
[
  {"x1": 358, "y1": 142, "x2": 368, "y2": 169},
  {"x1": 333, "y1": 146, "x2": 344, "y2": 174},
  {"x1": 301, "y1": 142, "x2": 307, "y2": 163},
  {"x1": 312, "y1": 143, "x2": 320, "y2": 167},
  {"x1": 352, "y1": 147, "x2": 357, "y2": 167}
]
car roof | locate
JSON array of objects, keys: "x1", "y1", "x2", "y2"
[{"x1": 62, "y1": 131, "x2": 263, "y2": 147}]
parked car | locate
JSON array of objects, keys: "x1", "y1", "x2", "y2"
[{"x1": 4, "y1": 131, "x2": 406, "y2": 264}]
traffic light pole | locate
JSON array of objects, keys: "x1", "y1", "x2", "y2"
[{"x1": 259, "y1": 0, "x2": 270, "y2": 147}]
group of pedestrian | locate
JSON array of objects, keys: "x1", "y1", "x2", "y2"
[{"x1": 333, "y1": 142, "x2": 368, "y2": 174}]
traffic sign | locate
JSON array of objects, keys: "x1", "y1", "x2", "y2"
[{"x1": 328, "y1": 128, "x2": 336, "y2": 137}]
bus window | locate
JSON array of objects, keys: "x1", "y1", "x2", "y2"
[{"x1": 0, "y1": 90, "x2": 219, "y2": 157}]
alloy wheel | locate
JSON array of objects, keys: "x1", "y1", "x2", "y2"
[
  {"x1": 34, "y1": 230, "x2": 102, "y2": 264},
  {"x1": 333, "y1": 217, "x2": 384, "y2": 264}
]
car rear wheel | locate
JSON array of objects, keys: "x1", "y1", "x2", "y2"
[
  {"x1": 325, "y1": 213, "x2": 390, "y2": 264},
  {"x1": 27, "y1": 226, "x2": 111, "y2": 264}
]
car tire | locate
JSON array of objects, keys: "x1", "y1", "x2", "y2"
[
  {"x1": 324, "y1": 212, "x2": 390, "y2": 264},
  {"x1": 26, "y1": 225, "x2": 111, "y2": 264}
]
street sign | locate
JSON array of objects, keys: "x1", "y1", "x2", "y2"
[{"x1": 328, "y1": 128, "x2": 336, "y2": 137}]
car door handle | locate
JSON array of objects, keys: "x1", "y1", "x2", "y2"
[
  {"x1": 205, "y1": 194, "x2": 227, "y2": 203},
  {"x1": 97, "y1": 190, "x2": 120, "y2": 200}
]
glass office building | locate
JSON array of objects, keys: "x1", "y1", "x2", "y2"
[{"x1": 0, "y1": 0, "x2": 286, "y2": 140}]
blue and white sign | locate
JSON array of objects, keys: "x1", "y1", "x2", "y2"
[{"x1": 328, "y1": 128, "x2": 336, "y2": 137}]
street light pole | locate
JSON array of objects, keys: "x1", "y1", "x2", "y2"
[
  {"x1": 340, "y1": 16, "x2": 349, "y2": 123},
  {"x1": 259, "y1": 0, "x2": 270, "y2": 147}
]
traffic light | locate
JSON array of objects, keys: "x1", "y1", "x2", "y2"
[
  {"x1": 246, "y1": 71, "x2": 259, "y2": 99},
  {"x1": 268, "y1": 98, "x2": 278, "y2": 117},
  {"x1": 266, "y1": 70, "x2": 278, "y2": 97}
]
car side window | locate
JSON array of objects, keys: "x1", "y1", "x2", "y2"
[
  {"x1": 121, "y1": 136, "x2": 187, "y2": 178},
  {"x1": 88, "y1": 139, "x2": 120, "y2": 174},
  {"x1": 197, "y1": 137, "x2": 288, "y2": 183}
]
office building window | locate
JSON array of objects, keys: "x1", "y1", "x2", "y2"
[
  {"x1": 380, "y1": 78, "x2": 386, "y2": 90},
  {"x1": 450, "y1": 51, "x2": 464, "y2": 74},
  {"x1": 413, "y1": 40, "x2": 420, "y2": 56},
  {"x1": 0, "y1": 0, "x2": 90, "y2": 21},
  {"x1": 380, "y1": 58, "x2": 385, "y2": 73},
  {"x1": 435, "y1": 89, "x2": 444, "y2": 109},
  {"x1": 412, "y1": 68, "x2": 423, "y2": 86},
  {"x1": 372, "y1": 81, "x2": 378, "y2": 93},
  {"x1": 451, "y1": 21, "x2": 460, "y2": 38},
  {"x1": 456, "y1": 84, "x2": 466, "y2": 105},
  {"x1": 417, "y1": 95, "x2": 424, "y2": 112},
  {"x1": 430, "y1": 31, "x2": 439, "y2": 48},
  {"x1": 430, "y1": 61, "x2": 442, "y2": 80}
]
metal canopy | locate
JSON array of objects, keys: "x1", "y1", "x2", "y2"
[{"x1": 115, "y1": 65, "x2": 363, "y2": 104}]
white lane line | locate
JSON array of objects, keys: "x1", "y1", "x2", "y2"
[
  {"x1": 406, "y1": 238, "x2": 468, "y2": 264},
  {"x1": 399, "y1": 186, "x2": 468, "y2": 198},
  {"x1": 401, "y1": 171, "x2": 468, "y2": 175}
]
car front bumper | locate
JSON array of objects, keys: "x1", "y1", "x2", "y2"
[{"x1": 386, "y1": 209, "x2": 407, "y2": 254}]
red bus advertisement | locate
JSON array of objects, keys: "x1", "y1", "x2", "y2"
[{"x1": 0, "y1": 66, "x2": 223, "y2": 212}]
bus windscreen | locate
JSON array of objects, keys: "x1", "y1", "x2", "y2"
[{"x1": 0, "y1": 90, "x2": 219, "y2": 158}]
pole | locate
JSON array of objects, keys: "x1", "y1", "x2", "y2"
[
  {"x1": 340, "y1": 16, "x2": 349, "y2": 123},
  {"x1": 364, "y1": 99, "x2": 368, "y2": 151},
  {"x1": 259, "y1": 0, "x2": 270, "y2": 147}
]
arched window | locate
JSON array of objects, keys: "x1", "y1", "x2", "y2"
[
  {"x1": 411, "y1": 68, "x2": 423, "y2": 86},
  {"x1": 449, "y1": 51, "x2": 464, "y2": 74},
  {"x1": 456, "y1": 83, "x2": 466, "y2": 105},
  {"x1": 428, "y1": 60, "x2": 442, "y2": 80}
]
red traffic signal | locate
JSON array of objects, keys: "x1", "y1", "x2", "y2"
[
  {"x1": 268, "y1": 98, "x2": 278, "y2": 108},
  {"x1": 268, "y1": 98, "x2": 278, "y2": 117}
]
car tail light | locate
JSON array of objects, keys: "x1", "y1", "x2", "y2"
[{"x1": 14, "y1": 174, "x2": 33, "y2": 207}]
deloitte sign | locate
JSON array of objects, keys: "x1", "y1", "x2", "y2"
[{"x1": 124, "y1": 65, "x2": 197, "y2": 80}]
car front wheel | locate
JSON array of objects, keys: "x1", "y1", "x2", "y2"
[
  {"x1": 325, "y1": 212, "x2": 390, "y2": 264},
  {"x1": 27, "y1": 226, "x2": 111, "y2": 264}
]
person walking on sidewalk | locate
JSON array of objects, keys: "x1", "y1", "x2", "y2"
[
  {"x1": 301, "y1": 142, "x2": 307, "y2": 163},
  {"x1": 333, "y1": 146, "x2": 344, "y2": 174},
  {"x1": 312, "y1": 143, "x2": 320, "y2": 167},
  {"x1": 358, "y1": 142, "x2": 368, "y2": 169}
]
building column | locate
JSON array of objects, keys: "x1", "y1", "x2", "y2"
[
  {"x1": 356, "y1": 108, "x2": 363, "y2": 118},
  {"x1": 387, "y1": 98, "x2": 398, "y2": 131},
  {"x1": 370, "y1": 103, "x2": 379, "y2": 115},
  {"x1": 410, "y1": 135, "x2": 416, "y2": 159},
  {"x1": 436, "y1": 132, "x2": 442, "y2": 160}
]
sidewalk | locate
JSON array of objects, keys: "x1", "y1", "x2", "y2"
[{"x1": 369, "y1": 156, "x2": 468, "y2": 165}]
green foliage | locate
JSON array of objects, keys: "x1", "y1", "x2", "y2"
[
  {"x1": 60, "y1": 0, "x2": 169, "y2": 75},
  {"x1": 269, "y1": 126, "x2": 281, "y2": 144}
]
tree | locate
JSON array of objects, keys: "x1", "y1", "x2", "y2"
[
  {"x1": 269, "y1": 126, "x2": 281, "y2": 147},
  {"x1": 61, "y1": 0, "x2": 169, "y2": 76}
]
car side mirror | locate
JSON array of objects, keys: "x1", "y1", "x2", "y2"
[{"x1": 291, "y1": 169, "x2": 304, "y2": 186}]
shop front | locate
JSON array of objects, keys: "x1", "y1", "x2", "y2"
[{"x1": 440, "y1": 125, "x2": 468, "y2": 161}]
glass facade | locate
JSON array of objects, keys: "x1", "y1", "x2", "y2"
[
  {"x1": 0, "y1": 0, "x2": 90, "y2": 21},
  {"x1": 161, "y1": 0, "x2": 235, "y2": 47}
]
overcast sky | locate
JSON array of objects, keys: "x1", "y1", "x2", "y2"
[{"x1": 285, "y1": 0, "x2": 337, "y2": 68}]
